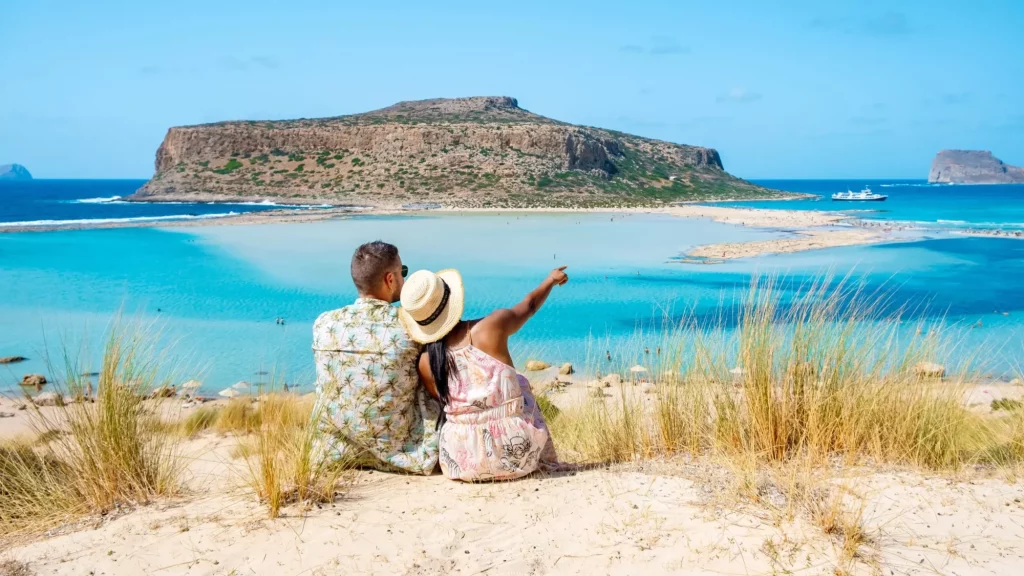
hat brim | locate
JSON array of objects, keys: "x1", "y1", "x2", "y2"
[{"x1": 399, "y1": 269, "x2": 465, "y2": 344}]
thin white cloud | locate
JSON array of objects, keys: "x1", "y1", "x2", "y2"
[
  {"x1": 619, "y1": 37, "x2": 689, "y2": 56},
  {"x1": 716, "y1": 88, "x2": 762, "y2": 104},
  {"x1": 808, "y1": 11, "x2": 911, "y2": 37},
  {"x1": 849, "y1": 116, "x2": 887, "y2": 126},
  {"x1": 250, "y1": 56, "x2": 279, "y2": 69}
]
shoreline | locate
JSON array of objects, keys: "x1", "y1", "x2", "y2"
[{"x1": 0, "y1": 207, "x2": 384, "y2": 234}]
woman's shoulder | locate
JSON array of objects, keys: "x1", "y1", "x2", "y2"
[
  {"x1": 467, "y1": 314, "x2": 503, "y2": 338},
  {"x1": 466, "y1": 313, "x2": 511, "y2": 352},
  {"x1": 478, "y1": 309, "x2": 515, "y2": 328}
]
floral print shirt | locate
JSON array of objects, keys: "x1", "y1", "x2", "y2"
[{"x1": 312, "y1": 297, "x2": 439, "y2": 474}]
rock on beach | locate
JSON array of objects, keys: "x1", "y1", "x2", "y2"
[
  {"x1": 32, "y1": 392, "x2": 64, "y2": 407},
  {"x1": 149, "y1": 385, "x2": 177, "y2": 399},
  {"x1": 912, "y1": 362, "x2": 946, "y2": 379},
  {"x1": 20, "y1": 374, "x2": 47, "y2": 389},
  {"x1": 601, "y1": 373, "x2": 621, "y2": 387}
]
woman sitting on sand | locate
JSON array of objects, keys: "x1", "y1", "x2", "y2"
[{"x1": 398, "y1": 266, "x2": 566, "y2": 481}]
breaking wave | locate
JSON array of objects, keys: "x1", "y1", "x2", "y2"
[
  {"x1": 0, "y1": 212, "x2": 240, "y2": 228},
  {"x1": 75, "y1": 195, "x2": 124, "y2": 203}
]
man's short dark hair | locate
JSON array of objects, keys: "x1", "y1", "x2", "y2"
[{"x1": 351, "y1": 241, "x2": 399, "y2": 294}]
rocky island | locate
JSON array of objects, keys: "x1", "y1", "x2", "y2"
[
  {"x1": 132, "y1": 96, "x2": 789, "y2": 208},
  {"x1": 0, "y1": 163, "x2": 32, "y2": 181},
  {"x1": 928, "y1": 150, "x2": 1024, "y2": 184}
]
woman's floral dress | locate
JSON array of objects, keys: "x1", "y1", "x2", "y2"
[
  {"x1": 312, "y1": 297, "x2": 439, "y2": 474},
  {"x1": 438, "y1": 344, "x2": 557, "y2": 481}
]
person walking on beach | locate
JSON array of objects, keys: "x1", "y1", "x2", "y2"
[
  {"x1": 399, "y1": 266, "x2": 566, "y2": 481},
  {"x1": 311, "y1": 241, "x2": 439, "y2": 474}
]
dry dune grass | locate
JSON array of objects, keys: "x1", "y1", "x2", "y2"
[
  {"x1": 159, "y1": 389, "x2": 347, "y2": 519},
  {"x1": 178, "y1": 405, "x2": 219, "y2": 437},
  {"x1": 171, "y1": 394, "x2": 305, "y2": 438},
  {"x1": 0, "y1": 327, "x2": 183, "y2": 538},
  {"x1": 0, "y1": 559, "x2": 34, "y2": 576},
  {"x1": 552, "y1": 276, "x2": 1009, "y2": 472},
  {"x1": 235, "y1": 389, "x2": 351, "y2": 518},
  {"x1": 548, "y1": 276, "x2": 1023, "y2": 573}
]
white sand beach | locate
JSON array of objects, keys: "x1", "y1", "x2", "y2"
[
  {"x1": 4, "y1": 379, "x2": 1024, "y2": 575},
  {"x1": 3, "y1": 429, "x2": 1023, "y2": 575}
]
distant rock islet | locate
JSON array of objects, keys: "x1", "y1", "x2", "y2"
[
  {"x1": 928, "y1": 150, "x2": 1024, "y2": 184},
  {"x1": 0, "y1": 163, "x2": 32, "y2": 181}
]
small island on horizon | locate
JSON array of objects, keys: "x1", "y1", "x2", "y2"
[
  {"x1": 928, "y1": 150, "x2": 1024, "y2": 184},
  {"x1": 131, "y1": 96, "x2": 797, "y2": 209},
  {"x1": 0, "y1": 163, "x2": 32, "y2": 181}
]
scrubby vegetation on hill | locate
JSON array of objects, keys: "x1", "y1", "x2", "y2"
[{"x1": 134, "y1": 96, "x2": 790, "y2": 208}]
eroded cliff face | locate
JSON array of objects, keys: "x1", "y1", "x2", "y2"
[
  {"x1": 928, "y1": 150, "x2": 1024, "y2": 184},
  {"x1": 135, "y1": 96, "x2": 769, "y2": 208}
]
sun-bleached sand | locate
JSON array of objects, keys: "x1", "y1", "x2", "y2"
[
  {"x1": 4, "y1": 427, "x2": 1024, "y2": 576},
  {"x1": 661, "y1": 204, "x2": 904, "y2": 261},
  {"x1": 4, "y1": 382, "x2": 1024, "y2": 575},
  {"x1": 685, "y1": 229, "x2": 887, "y2": 261},
  {"x1": 664, "y1": 203, "x2": 850, "y2": 227}
]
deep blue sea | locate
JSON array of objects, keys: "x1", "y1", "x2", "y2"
[
  {"x1": 0, "y1": 179, "x2": 308, "y2": 227},
  {"x1": 1, "y1": 179, "x2": 1022, "y2": 393}
]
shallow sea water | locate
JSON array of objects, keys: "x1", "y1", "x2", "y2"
[{"x1": 2, "y1": 212, "x2": 1021, "y2": 393}]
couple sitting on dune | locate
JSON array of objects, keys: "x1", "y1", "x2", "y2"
[{"x1": 311, "y1": 241, "x2": 566, "y2": 481}]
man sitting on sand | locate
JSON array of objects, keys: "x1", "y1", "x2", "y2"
[{"x1": 312, "y1": 241, "x2": 439, "y2": 474}]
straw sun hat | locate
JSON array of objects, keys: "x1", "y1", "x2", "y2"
[{"x1": 399, "y1": 269, "x2": 465, "y2": 344}]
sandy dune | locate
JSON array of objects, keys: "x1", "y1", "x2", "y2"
[
  {"x1": 4, "y1": 396, "x2": 1024, "y2": 575},
  {"x1": 4, "y1": 439, "x2": 1023, "y2": 575}
]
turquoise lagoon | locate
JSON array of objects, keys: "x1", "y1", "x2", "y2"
[{"x1": 2, "y1": 211, "x2": 1022, "y2": 393}]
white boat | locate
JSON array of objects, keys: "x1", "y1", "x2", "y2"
[{"x1": 831, "y1": 187, "x2": 888, "y2": 202}]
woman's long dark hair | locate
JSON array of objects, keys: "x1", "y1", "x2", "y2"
[{"x1": 425, "y1": 339, "x2": 456, "y2": 429}]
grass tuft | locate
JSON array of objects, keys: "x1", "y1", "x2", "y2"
[
  {"x1": 213, "y1": 398, "x2": 260, "y2": 435},
  {"x1": 806, "y1": 486, "x2": 871, "y2": 569},
  {"x1": 180, "y1": 406, "x2": 219, "y2": 437},
  {"x1": 237, "y1": 389, "x2": 351, "y2": 518},
  {"x1": 536, "y1": 394, "x2": 561, "y2": 421},
  {"x1": 0, "y1": 559, "x2": 34, "y2": 576},
  {"x1": 0, "y1": 325, "x2": 183, "y2": 537}
]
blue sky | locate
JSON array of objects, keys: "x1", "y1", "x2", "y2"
[{"x1": 1, "y1": 0, "x2": 1021, "y2": 179}]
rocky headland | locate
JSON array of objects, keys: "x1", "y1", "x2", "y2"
[
  {"x1": 0, "y1": 163, "x2": 32, "y2": 180},
  {"x1": 132, "y1": 96, "x2": 792, "y2": 208},
  {"x1": 928, "y1": 150, "x2": 1024, "y2": 184}
]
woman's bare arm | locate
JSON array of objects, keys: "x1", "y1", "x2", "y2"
[
  {"x1": 486, "y1": 266, "x2": 568, "y2": 337},
  {"x1": 417, "y1": 353, "x2": 439, "y2": 399}
]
